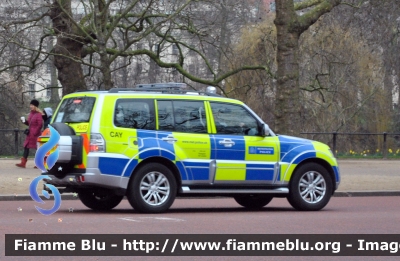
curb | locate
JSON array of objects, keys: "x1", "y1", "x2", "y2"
[
  {"x1": 1, "y1": 191, "x2": 400, "y2": 201},
  {"x1": 0, "y1": 194, "x2": 78, "y2": 201},
  {"x1": 334, "y1": 191, "x2": 400, "y2": 197}
]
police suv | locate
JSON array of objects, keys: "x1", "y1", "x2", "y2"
[{"x1": 39, "y1": 83, "x2": 340, "y2": 213}]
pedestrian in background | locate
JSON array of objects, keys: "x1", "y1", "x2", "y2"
[
  {"x1": 41, "y1": 107, "x2": 53, "y2": 130},
  {"x1": 16, "y1": 99, "x2": 43, "y2": 168}
]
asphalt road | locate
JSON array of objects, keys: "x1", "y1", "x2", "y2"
[
  {"x1": 1, "y1": 196, "x2": 400, "y2": 261},
  {"x1": 1, "y1": 159, "x2": 399, "y2": 260}
]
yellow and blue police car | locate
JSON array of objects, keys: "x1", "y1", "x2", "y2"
[{"x1": 39, "y1": 83, "x2": 340, "y2": 213}]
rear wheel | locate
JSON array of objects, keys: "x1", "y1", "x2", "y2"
[
  {"x1": 78, "y1": 189, "x2": 123, "y2": 211},
  {"x1": 234, "y1": 195, "x2": 273, "y2": 209},
  {"x1": 287, "y1": 163, "x2": 333, "y2": 211},
  {"x1": 127, "y1": 163, "x2": 177, "y2": 213}
]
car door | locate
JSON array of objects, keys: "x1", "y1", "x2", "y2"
[
  {"x1": 100, "y1": 97, "x2": 157, "y2": 177},
  {"x1": 209, "y1": 102, "x2": 279, "y2": 184},
  {"x1": 157, "y1": 100, "x2": 213, "y2": 183}
]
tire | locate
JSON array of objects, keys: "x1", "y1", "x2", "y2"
[
  {"x1": 127, "y1": 163, "x2": 177, "y2": 213},
  {"x1": 50, "y1": 122, "x2": 76, "y2": 136},
  {"x1": 78, "y1": 189, "x2": 123, "y2": 211},
  {"x1": 47, "y1": 123, "x2": 76, "y2": 178},
  {"x1": 234, "y1": 194, "x2": 273, "y2": 209},
  {"x1": 287, "y1": 163, "x2": 333, "y2": 211}
]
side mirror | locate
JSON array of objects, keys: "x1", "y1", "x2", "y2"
[{"x1": 261, "y1": 124, "x2": 270, "y2": 137}]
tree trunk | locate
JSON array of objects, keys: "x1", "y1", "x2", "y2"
[
  {"x1": 274, "y1": 1, "x2": 302, "y2": 136},
  {"x1": 273, "y1": 0, "x2": 341, "y2": 135},
  {"x1": 216, "y1": 1, "x2": 229, "y2": 80},
  {"x1": 94, "y1": 0, "x2": 113, "y2": 90},
  {"x1": 47, "y1": 37, "x2": 60, "y2": 103},
  {"x1": 149, "y1": 59, "x2": 158, "y2": 83},
  {"x1": 52, "y1": 38, "x2": 86, "y2": 94},
  {"x1": 122, "y1": 57, "x2": 129, "y2": 88},
  {"x1": 49, "y1": 63, "x2": 60, "y2": 103},
  {"x1": 99, "y1": 50, "x2": 113, "y2": 90},
  {"x1": 49, "y1": 0, "x2": 86, "y2": 94}
]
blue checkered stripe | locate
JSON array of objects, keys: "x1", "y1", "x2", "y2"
[
  {"x1": 211, "y1": 135, "x2": 275, "y2": 181},
  {"x1": 97, "y1": 130, "x2": 174, "y2": 177},
  {"x1": 98, "y1": 132, "x2": 279, "y2": 182},
  {"x1": 277, "y1": 135, "x2": 316, "y2": 181}
]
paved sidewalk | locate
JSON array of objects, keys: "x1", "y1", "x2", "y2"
[{"x1": 0, "y1": 158, "x2": 399, "y2": 200}]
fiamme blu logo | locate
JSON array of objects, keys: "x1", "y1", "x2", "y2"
[{"x1": 29, "y1": 126, "x2": 62, "y2": 216}]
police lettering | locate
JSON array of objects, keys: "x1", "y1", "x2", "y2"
[{"x1": 110, "y1": 132, "x2": 123, "y2": 138}]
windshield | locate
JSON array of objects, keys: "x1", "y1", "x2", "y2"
[{"x1": 54, "y1": 97, "x2": 96, "y2": 123}]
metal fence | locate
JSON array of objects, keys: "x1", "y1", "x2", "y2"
[
  {"x1": 300, "y1": 132, "x2": 400, "y2": 159},
  {"x1": 1, "y1": 129, "x2": 400, "y2": 159},
  {"x1": 0, "y1": 129, "x2": 36, "y2": 158}
]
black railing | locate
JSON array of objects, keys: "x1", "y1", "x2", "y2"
[
  {"x1": 1, "y1": 129, "x2": 400, "y2": 159},
  {"x1": 0, "y1": 129, "x2": 26, "y2": 157},
  {"x1": 300, "y1": 132, "x2": 400, "y2": 159}
]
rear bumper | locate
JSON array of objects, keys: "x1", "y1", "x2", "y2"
[{"x1": 42, "y1": 169, "x2": 130, "y2": 191}]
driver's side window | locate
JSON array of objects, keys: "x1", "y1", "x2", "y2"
[{"x1": 210, "y1": 102, "x2": 259, "y2": 136}]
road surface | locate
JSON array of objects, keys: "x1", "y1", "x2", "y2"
[{"x1": 1, "y1": 196, "x2": 400, "y2": 261}]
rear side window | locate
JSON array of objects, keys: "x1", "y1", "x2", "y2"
[
  {"x1": 54, "y1": 97, "x2": 96, "y2": 123},
  {"x1": 157, "y1": 100, "x2": 207, "y2": 133},
  {"x1": 114, "y1": 99, "x2": 155, "y2": 130}
]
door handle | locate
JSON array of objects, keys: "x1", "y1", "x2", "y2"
[
  {"x1": 161, "y1": 135, "x2": 177, "y2": 144},
  {"x1": 219, "y1": 139, "x2": 235, "y2": 147}
]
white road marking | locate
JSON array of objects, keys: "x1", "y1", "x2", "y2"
[{"x1": 118, "y1": 217, "x2": 185, "y2": 222}]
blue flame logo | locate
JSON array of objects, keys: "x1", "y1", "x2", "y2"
[
  {"x1": 30, "y1": 126, "x2": 62, "y2": 215},
  {"x1": 29, "y1": 176, "x2": 61, "y2": 216},
  {"x1": 35, "y1": 126, "x2": 60, "y2": 172}
]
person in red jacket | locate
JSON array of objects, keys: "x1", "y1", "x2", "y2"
[{"x1": 16, "y1": 99, "x2": 43, "y2": 168}]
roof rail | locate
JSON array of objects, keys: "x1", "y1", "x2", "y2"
[
  {"x1": 108, "y1": 88, "x2": 220, "y2": 96},
  {"x1": 108, "y1": 83, "x2": 221, "y2": 96},
  {"x1": 74, "y1": 89, "x2": 108, "y2": 93},
  {"x1": 135, "y1": 82, "x2": 187, "y2": 90}
]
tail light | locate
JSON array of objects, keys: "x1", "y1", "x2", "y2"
[{"x1": 89, "y1": 133, "x2": 105, "y2": 152}]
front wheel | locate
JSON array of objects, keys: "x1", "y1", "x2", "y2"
[
  {"x1": 127, "y1": 163, "x2": 177, "y2": 213},
  {"x1": 287, "y1": 163, "x2": 333, "y2": 211},
  {"x1": 78, "y1": 189, "x2": 123, "y2": 211},
  {"x1": 234, "y1": 194, "x2": 273, "y2": 209}
]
